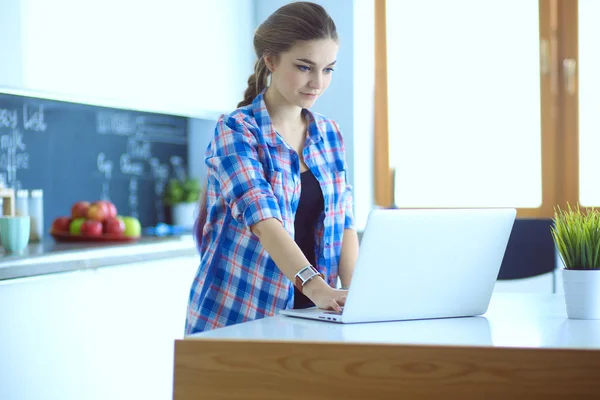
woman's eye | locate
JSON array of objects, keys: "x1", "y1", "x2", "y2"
[
  {"x1": 324, "y1": 68, "x2": 335, "y2": 73},
  {"x1": 297, "y1": 65, "x2": 311, "y2": 72}
]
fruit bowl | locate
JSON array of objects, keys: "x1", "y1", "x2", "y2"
[
  {"x1": 50, "y1": 231, "x2": 140, "y2": 243},
  {"x1": 52, "y1": 200, "x2": 142, "y2": 243}
]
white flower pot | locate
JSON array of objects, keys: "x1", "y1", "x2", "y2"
[
  {"x1": 561, "y1": 269, "x2": 600, "y2": 319},
  {"x1": 171, "y1": 202, "x2": 198, "y2": 229}
]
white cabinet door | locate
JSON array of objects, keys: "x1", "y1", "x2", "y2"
[
  {"x1": 1, "y1": 0, "x2": 253, "y2": 118},
  {"x1": 0, "y1": 255, "x2": 199, "y2": 400},
  {"x1": 0, "y1": 271, "x2": 92, "y2": 400},
  {"x1": 83, "y1": 255, "x2": 199, "y2": 400}
]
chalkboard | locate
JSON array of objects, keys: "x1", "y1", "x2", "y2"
[{"x1": 0, "y1": 92, "x2": 188, "y2": 234}]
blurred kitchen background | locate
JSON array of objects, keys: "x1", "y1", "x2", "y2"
[{"x1": 1, "y1": 0, "x2": 598, "y2": 398}]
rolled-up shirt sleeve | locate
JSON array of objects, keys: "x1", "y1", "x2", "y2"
[{"x1": 206, "y1": 115, "x2": 282, "y2": 227}]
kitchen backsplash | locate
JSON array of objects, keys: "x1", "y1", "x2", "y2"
[{"x1": 0, "y1": 92, "x2": 189, "y2": 232}]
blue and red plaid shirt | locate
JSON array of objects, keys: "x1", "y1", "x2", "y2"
[{"x1": 185, "y1": 90, "x2": 354, "y2": 333}]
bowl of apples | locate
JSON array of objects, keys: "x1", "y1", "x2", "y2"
[{"x1": 50, "y1": 200, "x2": 142, "y2": 243}]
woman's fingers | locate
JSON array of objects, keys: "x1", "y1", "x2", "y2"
[
  {"x1": 329, "y1": 298, "x2": 343, "y2": 312},
  {"x1": 313, "y1": 288, "x2": 348, "y2": 311},
  {"x1": 334, "y1": 290, "x2": 347, "y2": 306}
]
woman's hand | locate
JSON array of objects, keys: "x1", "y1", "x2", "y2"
[{"x1": 302, "y1": 278, "x2": 347, "y2": 312}]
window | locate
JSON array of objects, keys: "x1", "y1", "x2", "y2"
[
  {"x1": 375, "y1": 0, "x2": 587, "y2": 217},
  {"x1": 578, "y1": 0, "x2": 600, "y2": 206}
]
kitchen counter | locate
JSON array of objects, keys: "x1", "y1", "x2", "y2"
[
  {"x1": 0, "y1": 234, "x2": 198, "y2": 280},
  {"x1": 183, "y1": 294, "x2": 596, "y2": 348},
  {"x1": 174, "y1": 293, "x2": 600, "y2": 399}
]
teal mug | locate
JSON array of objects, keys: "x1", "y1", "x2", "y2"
[{"x1": 0, "y1": 216, "x2": 31, "y2": 254}]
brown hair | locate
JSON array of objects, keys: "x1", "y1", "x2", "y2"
[
  {"x1": 195, "y1": 2, "x2": 337, "y2": 249},
  {"x1": 237, "y1": 1, "x2": 338, "y2": 107}
]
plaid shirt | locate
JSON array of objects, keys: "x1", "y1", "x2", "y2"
[{"x1": 185, "y1": 90, "x2": 354, "y2": 334}]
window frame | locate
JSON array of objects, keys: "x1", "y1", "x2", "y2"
[{"x1": 374, "y1": 0, "x2": 577, "y2": 218}]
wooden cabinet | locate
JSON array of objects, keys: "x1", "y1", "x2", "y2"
[
  {"x1": 0, "y1": 255, "x2": 200, "y2": 400},
  {"x1": 0, "y1": 0, "x2": 254, "y2": 118}
]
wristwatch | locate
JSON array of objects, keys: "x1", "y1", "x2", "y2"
[{"x1": 294, "y1": 265, "x2": 324, "y2": 293}]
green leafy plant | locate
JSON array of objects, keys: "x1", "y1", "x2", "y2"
[
  {"x1": 551, "y1": 203, "x2": 600, "y2": 270},
  {"x1": 163, "y1": 178, "x2": 201, "y2": 206}
]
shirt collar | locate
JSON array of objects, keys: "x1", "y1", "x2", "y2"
[{"x1": 251, "y1": 88, "x2": 323, "y2": 147}]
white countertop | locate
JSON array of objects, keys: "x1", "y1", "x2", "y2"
[
  {"x1": 187, "y1": 293, "x2": 600, "y2": 350},
  {"x1": 0, "y1": 235, "x2": 197, "y2": 280}
]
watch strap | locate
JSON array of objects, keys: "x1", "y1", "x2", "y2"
[{"x1": 294, "y1": 265, "x2": 324, "y2": 294}]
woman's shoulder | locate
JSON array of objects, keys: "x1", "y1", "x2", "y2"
[
  {"x1": 213, "y1": 102, "x2": 265, "y2": 138},
  {"x1": 217, "y1": 105, "x2": 258, "y2": 129},
  {"x1": 210, "y1": 106, "x2": 263, "y2": 152}
]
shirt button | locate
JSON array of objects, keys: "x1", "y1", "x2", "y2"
[
  {"x1": 325, "y1": 242, "x2": 330, "y2": 247},
  {"x1": 325, "y1": 207, "x2": 329, "y2": 212}
]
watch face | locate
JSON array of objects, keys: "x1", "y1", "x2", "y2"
[{"x1": 299, "y1": 267, "x2": 315, "y2": 281}]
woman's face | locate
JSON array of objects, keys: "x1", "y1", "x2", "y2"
[{"x1": 267, "y1": 38, "x2": 339, "y2": 109}]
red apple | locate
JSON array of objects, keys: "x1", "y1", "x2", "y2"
[
  {"x1": 51, "y1": 216, "x2": 72, "y2": 233},
  {"x1": 71, "y1": 201, "x2": 90, "y2": 219},
  {"x1": 96, "y1": 200, "x2": 117, "y2": 219},
  {"x1": 103, "y1": 216, "x2": 125, "y2": 235},
  {"x1": 81, "y1": 219, "x2": 103, "y2": 236},
  {"x1": 87, "y1": 203, "x2": 108, "y2": 222}
]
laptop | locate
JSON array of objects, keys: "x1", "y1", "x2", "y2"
[{"x1": 281, "y1": 207, "x2": 516, "y2": 324}]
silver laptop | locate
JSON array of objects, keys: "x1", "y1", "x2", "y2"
[{"x1": 281, "y1": 207, "x2": 516, "y2": 324}]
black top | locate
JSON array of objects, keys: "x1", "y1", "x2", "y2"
[{"x1": 293, "y1": 170, "x2": 325, "y2": 309}]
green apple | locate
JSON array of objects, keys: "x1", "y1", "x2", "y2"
[
  {"x1": 69, "y1": 217, "x2": 86, "y2": 235},
  {"x1": 120, "y1": 216, "x2": 141, "y2": 237}
]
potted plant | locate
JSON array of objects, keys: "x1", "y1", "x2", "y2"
[
  {"x1": 163, "y1": 178, "x2": 201, "y2": 229},
  {"x1": 551, "y1": 204, "x2": 600, "y2": 319}
]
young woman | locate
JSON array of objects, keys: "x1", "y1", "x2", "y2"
[{"x1": 185, "y1": 1, "x2": 359, "y2": 334}]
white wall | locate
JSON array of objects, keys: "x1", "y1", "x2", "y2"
[
  {"x1": 0, "y1": 0, "x2": 23, "y2": 86},
  {"x1": 352, "y1": 0, "x2": 375, "y2": 230}
]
